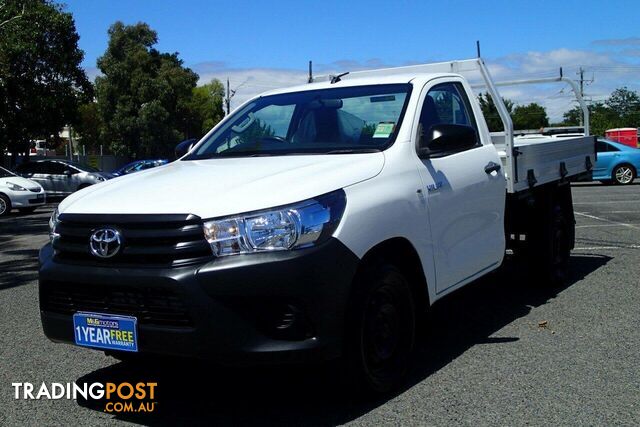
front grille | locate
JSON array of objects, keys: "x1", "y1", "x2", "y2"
[
  {"x1": 41, "y1": 281, "x2": 193, "y2": 327},
  {"x1": 28, "y1": 187, "x2": 41, "y2": 193},
  {"x1": 53, "y1": 213, "x2": 213, "y2": 268}
]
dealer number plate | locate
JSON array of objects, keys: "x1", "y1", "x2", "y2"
[{"x1": 73, "y1": 312, "x2": 138, "y2": 352}]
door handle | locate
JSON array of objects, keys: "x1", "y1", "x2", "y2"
[{"x1": 485, "y1": 162, "x2": 501, "y2": 174}]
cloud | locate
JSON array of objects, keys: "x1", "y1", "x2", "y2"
[
  {"x1": 191, "y1": 59, "x2": 407, "y2": 111},
  {"x1": 83, "y1": 45, "x2": 640, "y2": 123},
  {"x1": 85, "y1": 66, "x2": 102, "y2": 81},
  {"x1": 191, "y1": 48, "x2": 640, "y2": 122},
  {"x1": 592, "y1": 37, "x2": 640, "y2": 46}
]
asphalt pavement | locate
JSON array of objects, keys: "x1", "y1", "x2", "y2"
[{"x1": 0, "y1": 181, "x2": 639, "y2": 426}]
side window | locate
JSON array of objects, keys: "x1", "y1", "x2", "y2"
[
  {"x1": 596, "y1": 141, "x2": 608, "y2": 153},
  {"x1": 418, "y1": 82, "x2": 479, "y2": 154},
  {"x1": 16, "y1": 163, "x2": 35, "y2": 174},
  {"x1": 606, "y1": 143, "x2": 619, "y2": 152},
  {"x1": 45, "y1": 162, "x2": 67, "y2": 175},
  {"x1": 30, "y1": 162, "x2": 46, "y2": 174}
]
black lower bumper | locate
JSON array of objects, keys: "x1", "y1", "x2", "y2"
[{"x1": 39, "y1": 238, "x2": 360, "y2": 364}]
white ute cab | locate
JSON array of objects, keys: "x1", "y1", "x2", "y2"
[{"x1": 40, "y1": 57, "x2": 595, "y2": 393}]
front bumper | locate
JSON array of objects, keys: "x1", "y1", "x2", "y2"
[
  {"x1": 39, "y1": 238, "x2": 360, "y2": 364},
  {"x1": 8, "y1": 189, "x2": 45, "y2": 207}
]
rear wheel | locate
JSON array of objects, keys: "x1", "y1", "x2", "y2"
[
  {"x1": 0, "y1": 194, "x2": 11, "y2": 217},
  {"x1": 613, "y1": 164, "x2": 636, "y2": 185},
  {"x1": 527, "y1": 186, "x2": 573, "y2": 286},
  {"x1": 344, "y1": 262, "x2": 416, "y2": 394}
]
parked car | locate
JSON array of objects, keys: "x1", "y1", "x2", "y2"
[
  {"x1": 112, "y1": 159, "x2": 169, "y2": 176},
  {"x1": 40, "y1": 57, "x2": 594, "y2": 393},
  {"x1": 15, "y1": 160, "x2": 113, "y2": 197},
  {"x1": 594, "y1": 138, "x2": 640, "y2": 185},
  {"x1": 0, "y1": 166, "x2": 45, "y2": 216}
]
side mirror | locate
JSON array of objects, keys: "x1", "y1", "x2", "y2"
[
  {"x1": 63, "y1": 169, "x2": 74, "y2": 176},
  {"x1": 418, "y1": 124, "x2": 478, "y2": 158},
  {"x1": 175, "y1": 139, "x2": 196, "y2": 159}
]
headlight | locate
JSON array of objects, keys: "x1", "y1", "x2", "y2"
[
  {"x1": 203, "y1": 190, "x2": 346, "y2": 257},
  {"x1": 7, "y1": 182, "x2": 27, "y2": 191},
  {"x1": 96, "y1": 176, "x2": 106, "y2": 182},
  {"x1": 49, "y1": 208, "x2": 60, "y2": 243}
]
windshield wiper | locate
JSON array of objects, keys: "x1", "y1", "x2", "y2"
[{"x1": 325, "y1": 148, "x2": 381, "y2": 154}]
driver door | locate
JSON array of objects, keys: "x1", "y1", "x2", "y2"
[{"x1": 414, "y1": 80, "x2": 505, "y2": 294}]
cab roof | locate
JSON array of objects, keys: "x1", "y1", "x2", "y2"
[{"x1": 258, "y1": 72, "x2": 460, "y2": 98}]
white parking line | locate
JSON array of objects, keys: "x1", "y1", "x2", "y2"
[
  {"x1": 576, "y1": 224, "x2": 640, "y2": 228},
  {"x1": 575, "y1": 245, "x2": 640, "y2": 250},
  {"x1": 573, "y1": 200, "x2": 640, "y2": 205},
  {"x1": 579, "y1": 211, "x2": 640, "y2": 214},
  {"x1": 575, "y1": 212, "x2": 640, "y2": 231}
]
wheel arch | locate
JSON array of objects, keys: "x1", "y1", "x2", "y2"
[{"x1": 355, "y1": 237, "x2": 431, "y2": 312}]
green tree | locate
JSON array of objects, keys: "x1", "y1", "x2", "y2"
[
  {"x1": 74, "y1": 101, "x2": 103, "y2": 154},
  {"x1": 0, "y1": 0, "x2": 91, "y2": 163},
  {"x1": 606, "y1": 87, "x2": 640, "y2": 118},
  {"x1": 563, "y1": 102, "x2": 620, "y2": 136},
  {"x1": 512, "y1": 103, "x2": 549, "y2": 130},
  {"x1": 606, "y1": 87, "x2": 640, "y2": 128},
  {"x1": 562, "y1": 87, "x2": 640, "y2": 136},
  {"x1": 185, "y1": 79, "x2": 225, "y2": 138},
  {"x1": 477, "y1": 92, "x2": 514, "y2": 132},
  {"x1": 95, "y1": 22, "x2": 198, "y2": 158}
]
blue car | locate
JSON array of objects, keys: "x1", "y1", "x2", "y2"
[
  {"x1": 594, "y1": 139, "x2": 640, "y2": 185},
  {"x1": 112, "y1": 159, "x2": 169, "y2": 177}
]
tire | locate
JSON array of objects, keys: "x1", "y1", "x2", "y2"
[
  {"x1": 0, "y1": 194, "x2": 11, "y2": 217},
  {"x1": 527, "y1": 188, "x2": 573, "y2": 286},
  {"x1": 344, "y1": 262, "x2": 416, "y2": 394},
  {"x1": 18, "y1": 207, "x2": 37, "y2": 214},
  {"x1": 612, "y1": 164, "x2": 636, "y2": 185}
]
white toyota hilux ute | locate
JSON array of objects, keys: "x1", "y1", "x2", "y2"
[{"x1": 40, "y1": 58, "x2": 595, "y2": 393}]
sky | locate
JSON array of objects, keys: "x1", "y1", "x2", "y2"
[{"x1": 64, "y1": 0, "x2": 640, "y2": 121}]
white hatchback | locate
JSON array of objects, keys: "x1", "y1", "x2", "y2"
[{"x1": 0, "y1": 166, "x2": 46, "y2": 216}]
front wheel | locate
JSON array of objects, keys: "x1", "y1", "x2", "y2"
[
  {"x1": 613, "y1": 164, "x2": 636, "y2": 185},
  {"x1": 0, "y1": 194, "x2": 11, "y2": 217},
  {"x1": 345, "y1": 262, "x2": 416, "y2": 394}
]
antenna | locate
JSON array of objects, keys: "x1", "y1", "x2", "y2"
[
  {"x1": 476, "y1": 40, "x2": 481, "y2": 58},
  {"x1": 308, "y1": 60, "x2": 313, "y2": 83}
]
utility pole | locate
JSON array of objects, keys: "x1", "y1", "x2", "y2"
[
  {"x1": 225, "y1": 78, "x2": 231, "y2": 115},
  {"x1": 576, "y1": 67, "x2": 594, "y2": 126},
  {"x1": 224, "y1": 78, "x2": 246, "y2": 115}
]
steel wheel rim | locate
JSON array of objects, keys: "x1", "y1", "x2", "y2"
[
  {"x1": 615, "y1": 166, "x2": 633, "y2": 184},
  {"x1": 0, "y1": 198, "x2": 6, "y2": 215}
]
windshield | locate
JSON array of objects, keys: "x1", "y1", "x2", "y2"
[
  {"x1": 0, "y1": 167, "x2": 16, "y2": 178},
  {"x1": 187, "y1": 84, "x2": 411, "y2": 159}
]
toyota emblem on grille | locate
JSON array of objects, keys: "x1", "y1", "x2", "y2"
[{"x1": 89, "y1": 228, "x2": 122, "y2": 258}]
